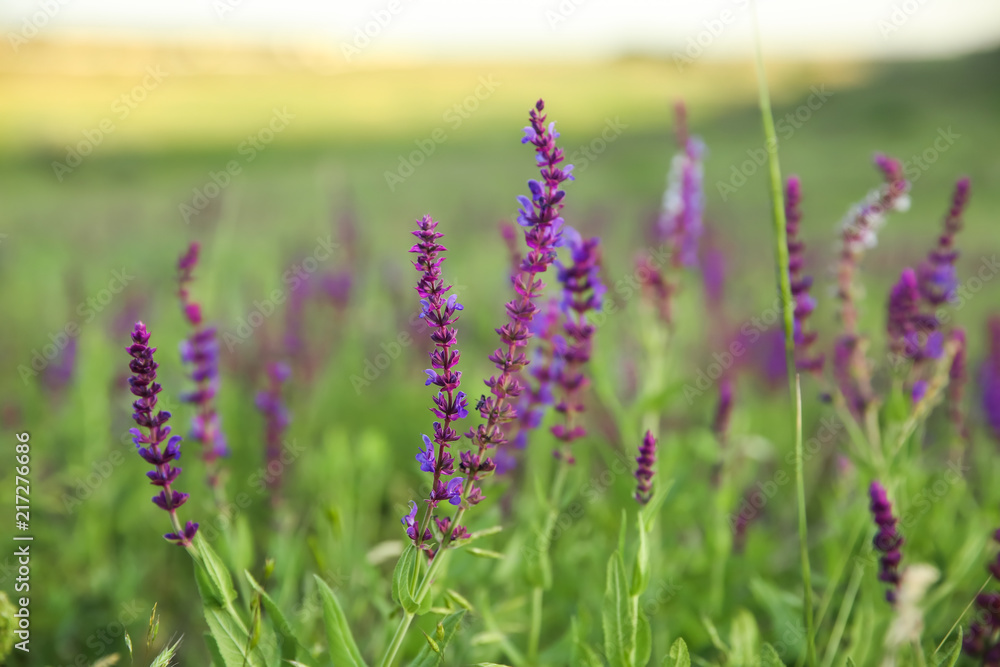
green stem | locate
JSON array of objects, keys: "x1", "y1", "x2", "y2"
[
  {"x1": 793, "y1": 376, "x2": 818, "y2": 667},
  {"x1": 819, "y1": 563, "x2": 863, "y2": 667},
  {"x1": 528, "y1": 586, "x2": 544, "y2": 664},
  {"x1": 378, "y1": 507, "x2": 466, "y2": 667},
  {"x1": 527, "y1": 460, "x2": 571, "y2": 663},
  {"x1": 752, "y1": 5, "x2": 817, "y2": 663}
]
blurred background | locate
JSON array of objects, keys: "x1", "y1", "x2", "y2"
[{"x1": 2, "y1": 1, "x2": 1000, "y2": 664}]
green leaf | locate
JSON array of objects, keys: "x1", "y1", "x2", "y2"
[
  {"x1": 465, "y1": 547, "x2": 504, "y2": 559},
  {"x1": 760, "y1": 643, "x2": 783, "y2": 667},
  {"x1": 639, "y1": 479, "x2": 674, "y2": 532},
  {"x1": 729, "y1": 609, "x2": 760, "y2": 666},
  {"x1": 636, "y1": 610, "x2": 652, "y2": 667},
  {"x1": 444, "y1": 589, "x2": 475, "y2": 612},
  {"x1": 665, "y1": 638, "x2": 690, "y2": 667},
  {"x1": 631, "y1": 512, "x2": 650, "y2": 597},
  {"x1": 408, "y1": 610, "x2": 466, "y2": 667},
  {"x1": 934, "y1": 627, "x2": 962, "y2": 667},
  {"x1": 602, "y1": 551, "x2": 636, "y2": 667},
  {"x1": 845, "y1": 659, "x2": 856, "y2": 667},
  {"x1": 314, "y1": 574, "x2": 367, "y2": 667},
  {"x1": 244, "y1": 570, "x2": 313, "y2": 665},
  {"x1": 392, "y1": 544, "x2": 422, "y2": 614},
  {"x1": 571, "y1": 617, "x2": 604, "y2": 667},
  {"x1": 203, "y1": 606, "x2": 265, "y2": 667},
  {"x1": 193, "y1": 534, "x2": 238, "y2": 608}
]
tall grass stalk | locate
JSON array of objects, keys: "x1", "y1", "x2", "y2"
[{"x1": 752, "y1": 5, "x2": 817, "y2": 665}]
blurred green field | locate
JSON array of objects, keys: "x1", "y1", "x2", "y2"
[{"x1": 2, "y1": 40, "x2": 1000, "y2": 665}]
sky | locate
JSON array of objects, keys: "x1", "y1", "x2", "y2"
[{"x1": 3, "y1": 0, "x2": 1000, "y2": 61}]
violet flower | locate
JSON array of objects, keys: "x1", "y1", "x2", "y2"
[
  {"x1": 404, "y1": 215, "x2": 470, "y2": 551},
  {"x1": 868, "y1": 481, "x2": 903, "y2": 604},
  {"x1": 980, "y1": 317, "x2": 1000, "y2": 442},
  {"x1": 919, "y1": 177, "x2": 970, "y2": 307},
  {"x1": 635, "y1": 430, "x2": 657, "y2": 505},
  {"x1": 255, "y1": 361, "x2": 290, "y2": 493},
  {"x1": 127, "y1": 322, "x2": 198, "y2": 547},
  {"x1": 948, "y1": 328, "x2": 969, "y2": 439},
  {"x1": 785, "y1": 176, "x2": 823, "y2": 373},
  {"x1": 42, "y1": 336, "x2": 77, "y2": 392},
  {"x1": 551, "y1": 228, "x2": 604, "y2": 462},
  {"x1": 834, "y1": 155, "x2": 909, "y2": 417},
  {"x1": 713, "y1": 375, "x2": 734, "y2": 445},
  {"x1": 656, "y1": 101, "x2": 705, "y2": 269},
  {"x1": 963, "y1": 522, "x2": 1000, "y2": 662},
  {"x1": 177, "y1": 243, "x2": 228, "y2": 469},
  {"x1": 461, "y1": 99, "x2": 571, "y2": 504},
  {"x1": 499, "y1": 297, "x2": 562, "y2": 473}
]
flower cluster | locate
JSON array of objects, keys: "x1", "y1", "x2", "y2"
[
  {"x1": 834, "y1": 154, "x2": 909, "y2": 418},
  {"x1": 869, "y1": 481, "x2": 903, "y2": 604},
  {"x1": 462, "y1": 99, "x2": 571, "y2": 499},
  {"x1": 886, "y1": 268, "x2": 941, "y2": 366},
  {"x1": 177, "y1": 243, "x2": 228, "y2": 469},
  {"x1": 656, "y1": 101, "x2": 705, "y2": 270},
  {"x1": 551, "y1": 229, "x2": 604, "y2": 462},
  {"x1": 980, "y1": 317, "x2": 1000, "y2": 442},
  {"x1": 919, "y1": 177, "x2": 970, "y2": 306},
  {"x1": 784, "y1": 176, "x2": 823, "y2": 373},
  {"x1": 404, "y1": 215, "x2": 470, "y2": 550},
  {"x1": 963, "y1": 521, "x2": 1000, "y2": 663},
  {"x1": 127, "y1": 322, "x2": 198, "y2": 547},
  {"x1": 499, "y1": 298, "x2": 562, "y2": 473},
  {"x1": 634, "y1": 430, "x2": 657, "y2": 505},
  {"x1": 255, "y1": 362, "x2": 290, "y2": 493}
]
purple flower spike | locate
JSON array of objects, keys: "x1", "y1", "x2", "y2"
[
  {"x1": 635, "y1": 431, "x2": 657, "y2": 505},
  {"x1": 551, "y1": 229, "x2": 603, "y2": 462},
  {"x1": 405, "y1": 215, "x2": 468, "y2": 552},
  {"x1": 255, "y1": 361, "x2": 291, "y2": 494},
  {"x1": 963, "y1": 503, "x2": 1000, "y2": 660},
  {"x1": 948, "y1": 328, "x2": 969, "y2": 439},
  {"x1": 785, "y1": 176, "x2": 823, "y2": 373},
  {"x1": 462, "y1": 100, "x2": 571, "y2": 503},
  {"x1": 657, "y1": 101, "x2": 705, "y2": 270},
  {"x1": 177, "y1": 243, "x2": 228, "y2": 476},
  {"x1": 919, "y1": 177, "x2": 970, "y2": 306},
  {"x1": 980, "y1": 317, "x2": 1000, "y2": 442},
  {"x1": 868, "y1": 481, "x2": 903, "y2": 604},
  {"x1": 127, "y1": 322, "x2": 198, "y2": 547}
]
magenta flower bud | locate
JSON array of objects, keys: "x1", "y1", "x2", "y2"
[
  {"x1": 918, "y1": 177, "x2": 970, "y2": 306},
  {"x1": 635, "y1": 431, "x2": 657, "y2": 505},
  {"x1": 785, "y1": 176, "x2": 823, "y2": 373}
]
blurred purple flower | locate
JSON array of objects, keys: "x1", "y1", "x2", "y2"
[
  {"x1": 963, "y1": 505, "x2": 1000, "y2": 660},
  {"x1": 785, "y1": 176, "x2": 823, "y2": 373},
  {"x1": 551, "y1": 228, "x2": 604, "y2": 461},
  {"x1": 657, "y1": 101, "x2": 705, "y2": 269},
  {"x1": 127, "y1": 322, "x2": 198, "y2": 547},
  {"x1": 177, "y1": 243, "x2": 228, "y2": 471},
  {"x1": 919, "y1": 177, "x2": 970, "y2": 306},
  {"x1": 635, "y1": 430, "x2": 657, "y2": 505},
  {"x1": 869, "y1": 481, "x2": 903, "y2": 604},
  {"x1": 255, "y1": 361, "x2": 290, "y2": 494}
]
